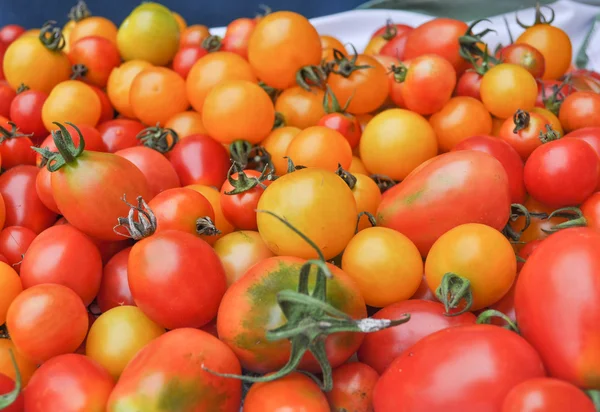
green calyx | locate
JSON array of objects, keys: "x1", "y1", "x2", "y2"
[
  {"x1": 331, "y1": 46, "x2": 372, "y2": 78},
  {"x1": 31, "y1": 122, "x2": 85, "y2": 172},
  {"x1": 0, "y1": 350, "x2": 22, "y2": 410},
  {"x1": 296, "y1": 65, "x2": 328, "y2": 91},
  {"x1": 541, "y1": 75, "x2": 573, "y2": 116},
  {"x1": 71, "y1": 63, "x2": 89, "y2": 80},
  {"x1": 502, "y1": 203, "x2": 533, "y2": 242},
  {"x1": 16, "y1": 84, "x2": 29, "y2": 94},
  {"x1": 224, "y1": 161, "x2": 276, "y2": 195},
  {"x1": 541, "y1": 207, "x2": 588, "y2": 234},
  {"x1": 68, "y1": 0, "x2": 91, "y2": 22},
  {"x1": 273, "y1": 112, "x2": 285, "y2": 130},
  {"x1": 137, "y1": 123, "x2": 179, "y2": 153},
  {"x1": 512, "y1": 109, "x2": 530, "y2": 133},
  {"x1": 323, "y1": 85, "x2": 351, "y2": 114},
  {"x1": 539, "y1": 124, "x2": 561, "y2": 144},
  {"x1": 39, "y1": 20, "x2": 66, "y2": 52},
  {"x1": 586, "y1": 390, "x2": 600, "y2": 410},
  {"x1": 435, "y1": 272, "x2": 473, "y2": 316},
  {"x1": 476, "y1": 309, "x2": 520, "y2": 333},
  {"x1": 459, "y1": 19, "x2": 500, "y2": 72},
  {"x1": 0, "y1": 122, "x2": 33, "y2": 144},
  {"x1": 203, "y1": 210, "x2": 411, "y2": 391},
  {"x1": 516, "y1": 2, "x2": 555, "y2": 28},
  {"x1": 229, "y1": 139, "x2": 274, "y2": 171},
  {"x1": 381, "y1": 18, "x2": 398, "y2": 41},
  {"x1": 259, "y1": 81, "x2": 281, "y2": 103},
  {"x1": 389, "y1": 63, "x2": 408, "y2": 83},
  {"x1": 201, "y1": 35, "x2": 222, "y2": 52}
]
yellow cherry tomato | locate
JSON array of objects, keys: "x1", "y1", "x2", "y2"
[
  {"x1": 107, "y1": 60, "x2": 153, "y2": 119},
  {"x1": 480, "y1": 63, "x2": 538, "y2": 119},
  {"x1": 42, "y1": 80, "x2": 101, "y2": 130}
]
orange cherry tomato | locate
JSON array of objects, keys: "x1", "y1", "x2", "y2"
[
  {"x1": 0, "y1": 261, "x2": 21, "y2": 325},
  {"x1": 286, "y1": 126, "x2": 353, "y2": 171},
  {"x1": 321, "y1": 35, "x2": 346, "y2": 62},
  {"x1": 165, "y1": 110, "x2": 207, "y2": 138},
  {"x1": 186, "y1": 51, "x2": 256, "y2": 113},
  {"x1": 353, "y1": 173, "x2": 382, "y2": 232},
  {"x1": 498, "y1": 109, "x2": 550, "y2": 160},
  {"x1": 179, "y1": 24, "x2": 211, "y2": 47},
  {"x1": 349, "y1": 156, "x2": 369, "y2": 175},
  {"x1": 70, "y1": 16, "x2": 118, "y2": 45},
  {"x1": 42, "y1": 80, "x2": 101, "y2": 130},
  {"x1": 516, "y1": 23, "x2": 571, "y2": 80},
  {"x1": 203, "y1": 80, "x2": 275, "y2": 144},
  {"x1": 248, "y1": 11, "x2": 322, "y2": 89},
  {"x1": 260, "y1": 126, "x2": 301, "y2": 175},
  {"x1": 480, "y1": 63, "x2": 538, "y2": 119},
  {"x1": 275, "y1": 86, "x2": 325, "y2": 129},
  {"x1": 130, "y1": 67, "x2": 189, "y2": 126},
  {"x1": 107, "y1": 60, "x2": 153, "y2": 119},
  {"x1": 186, "y1": 184, "x2": 235, "y2": 244}
]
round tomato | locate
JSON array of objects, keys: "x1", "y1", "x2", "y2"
[
  {"x1": 179, "y1": 24, "x2": 210, "y2": 47},
  {"x1": 0, "y1": 262, "x2": 21, "y2": 326},
  {"x1": 285, "y1": 125, "x2": 352, "y2": 171},
  {"x1": 455, "y1": 70, "x2": 483, "y2": 100},
  {"x1": 559, "y1": 91, "x2": 600, "y2": 132},
  {"x1": 318, "y1": 111, "x2": 362, "y2": 149},
  {"x1": 42, "y1": 80, "x2": 101, "y2": 130},
  {"x1": 168, "y1": 134, "x2": 230, "y2": 187},
  {"x1": 187, "y1": 184, "x2": 235, "y2": 243},
  {"x1": 96, "y1": 247, "x2": 134, "y2": 312},
  {"x1": 352, "y1": 172, "x2": 382, "y2": 231},
  {"x1": 480, "y1": 63, "x2": 538, "y2": 119},
  {"x1": 0, "y1": 24, "x2": 25, "y2": 45},
  {"x1": 222, "y1": 17, "x2": 256, "y2": 59},
  {"x1": 164, "y1": 110, "x2": 207, "y2": 138},
  {"x1": 106, "y1": 59, "x2": 153, "y2": 119},
  {"x1": 275, "y1": 86, "x2": 325, "y2": 129},
  {"x1": 97, "y1": 119, "x2": 145, "y2": 152},
  {"x1": 6, "y1": 283, "x2": 88, "y2": 363},
  {"x1": 260, "y1": 126, "x2": 301, "y2": 175},
  {"x1": 172, "y1": 45, "x2": 208, "y2": 79},
  {"x1": 502, "y1": 378, "x2": 596, "y2": 412},
  {"x1": 498, "y1": 43, "x2": 546, "y2": 78},
  {"x1": 220, "y1": 169, "x2": 272, "y2": 230},
  {"x1": 86, "y1": 306, "x2": 165, "y2": 379},
  {"x1": 498, "y1": 109, "x2": 551, "y2": 160},
  {"x1": 379, "y1": 26, "x2": 413, "y2": 60},
  {"x1": 70, "y1": 16, "x2": 117, "y2": 45},
  {"x1": 326, "y1": 363, "x2": 378, "y2": 412},
  {"x1": 0, "y1": 120, "x2": 36, "y2": 169},
  {"x1": 0, "y1": 226, "x2": 36, "y2": 274},
  {"x1": 69, "y1": 36, "x2": 121, "y2": 88},
  {"x1": 9, "y1": 89, "x2": 47, "y2": 139},
  {"x1": 516, "y1": 21, "x2": 571, "y2": 80}
]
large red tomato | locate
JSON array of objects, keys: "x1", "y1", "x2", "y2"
[{"x1": 502, "y1": 378, "x2": 596, "y2": 412}]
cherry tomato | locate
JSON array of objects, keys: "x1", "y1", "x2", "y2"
[
  {"x1": 0, "y1": 339, "x2": 36, "y2": 386},
  {"x1": 9, "y1": 89, "x2": 48, "y2": 139},
  {"x1": 222, "y1": 17, "x2": 256, "y2": 59},
  {"x1": 70, "y1": 16, "x2": 118, "y2": 45},
  {"x1": 97, "y1": 119, "x2": 145, "y2": 152},
  {"x1": 498, "y1": 109, "x2": 551, "y2": 160},
  {"x1": 559, "y1": 91, "x2": 600, "y2": 132},
  {"x1": 0, "y1": 82, "x2": 16, "y2": 119},
  {"x1": 164, "y1": 110, "x2": 207, "y2": 138},
  {"x1": 179, "y1": 24, "x2": 210, "y2": 47},
  {"x1": 455, "y1": 70, "x2": 483, "y2": 100},
  {"x1": 379, "y1": 27, "x2": 413, "y2": 60},
  {"x1": 90, "y1": 85, "x2": 114, "y2": 124},
  {"x1": 275, "y1": 86, "x2": 325, "y2": 129},
  {"x1": 172, "y1": 45, "x2": 208, "y2": 79},
  {"x1": 358, "y1": 299, "x2": 476, "y2": 374},
  {"x1": 220, "y1": 170, "x2": 272, "y2": 230},
  {"x1": 69, "y1": 36, "x2": 121, "y2": 88},
  {"x1": 516, "y1": 22, "x2": 571, "y2": 80},
  {"x1": 286, "y1": 125, "x2": 352, "y2": 171},
  {"x1": 0, "y1": 226, "x2": 36, "y2": 274},
  {"x1": 42, "y1": 80, "x2": 101, "y2": 130},
  {"x1": 187, "y1": 184, "x2": 235, "y2": 243},
  {"x1": 498, "y1": 43, "x2": 546, "y2": 78},
  {"x1": 106, "y1": 59, "x2": 153, "y2": 119},
  {"x1": 168, "y1": 134, "x2": 230, "y2": 187},
  {"x1": 6, "y1": 283, "x2": 88, "y2": 363},
  {"x1": 0, "y1": 25, "x2": 25, "y2": 45},
  {"x1": 321, "y1": 34, "x2": 346, "y2": 61},
  {"x1": 326, "y1": 363, "x2": 378, "y2": 412},
  {"x1": 480, "y1": 63, "x2": 538, "y2": 119},
  {"x1": 0, "y1": 262, "x2": 21, "y2": 326},
  {"x1": 260, "y1": 126, "x2": 301, "y2": 175},
  {"x1": 0, "y1": 119, "x2": 36, "y2": 169},
  {"x1": 502, "y1": 378, "x2": 596, "y2": 412},
  {"x1": 524, "y1": 138, "x2": 599, "y2": 207},
  {"x1": 352, "y1": 172, "x2": 381, "y2": 231},
  {"x1": 318, "y1": 111, "x2": 362, "y2": 149},
  {"x1": 96, "y1": 247, "x2": 134, "y2": 312}
]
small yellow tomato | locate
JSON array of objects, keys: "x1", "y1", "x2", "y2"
[
  {"x1": 106, "y1": 60, "x2": 153, "y2": 119},
  {"x1": 480, "y1": 63, "x2": 538, "y2": 119},
  {"x1": 42, "y1": 80, "x2": 101, "y2": 130}
]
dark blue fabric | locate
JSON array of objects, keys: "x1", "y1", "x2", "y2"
[{"x1": 0, "y1": 0, "x2": 365, "y2": 29}]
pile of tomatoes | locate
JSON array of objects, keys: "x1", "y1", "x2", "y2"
[{"x1": 0, "y1": 1, "x2": 599, "y2": 411}]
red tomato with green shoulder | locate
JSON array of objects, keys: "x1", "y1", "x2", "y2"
[
  {"x1": 376, "y1": 150, "x2": 511, "y2": 256},
  {"x1": 220, "y1": 169, "x2": 272, "y2": 230},
  {"x1": 24, "y1": 354, "x2": 114, "y2": 412},
  {"x1": 326, "y1": 362, "x2": 378, "y2": 412},
  {"x1": 515, "y1": 227, "x2": 600, "y2": 389},
  {"x1": 498, "y1": 43, "x2": 545, "y2": 78},
  {"x1": 373, "y1": 324, "x2": 546, "y2": 411},
  {"x1": 107, "y1": 328, "x2": 242, "y2": 412},
  {"x1": 502, "y1": 378, "x2": 596, "y2": 412}
]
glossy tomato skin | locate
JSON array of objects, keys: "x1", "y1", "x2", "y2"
[
  {"x1": 480, "y1": 63, "x2": 538, "y2": 120},
  {"x1": 498, "y1": 111, "x2": 550, "y2": 161},
  {"x1": 563, "y1": 126, "x2": 600, "y2": 190},
  {"x1": 9, "y1": 89, "x2": 48, "y2": 139},
  {"x1": 222, "y1": 17, "x2": 257, "y2": 59},
  {"x1": 107, "y1": 328, "x2": 242, "y2": 412},
  {"x1": 0, "y1": 25, "x2": 25, "y2": 45},
  {"x1": 453, "y1": 135, "x2": 526, "y2": 204},
  {"x1": 37, "y1": 124, "x2": 105, "y2": 166},
  {"x1": 172, "y1": 46, "x2": 208, "y2": 79},
  {"x1": 115, "y1": 146, "x2": 181, "y2": 198},
  {"x1": 97, "y1": 247, "x2": 135, "y2": 312},
  {"x1": 168, "y1": 134, "x2": 230, "y2": 188},
  {"x1": 35, "y1": 167, "x2": 59, "y2": 214},
  {"x1": 515, "y1": 228, "x2": 600, "y2": 389},
  {"x1": 90, "y1": 85, "x2": 114, "y2": 124},
  {"x1": 0, "y1": 122, "x2": 36, "y2": 170},
  {"x1": 376, "y1": 150, "x2": 511, "y2": 256},
  {"x1": 97, "y1": 119, "x2": 144, "y2": 153},
  {"x1": 455, "y1": 70, "x2": 483, "y2": 100},
  {"x1": 501, "y1": 378, "x2": 596, "y2": 412},
  {"x1": 0, "y1": 372, "x2": 23, "y2": 412},
  {"x1": 559, "y1": 91, "x2": 600, "y2": 132},
  {"x1": 498, "y1": 43, "x2": 545, "y2": 78},
  {"x1": 373, "y1": 324, "x2": 546, "y2": 412},
  {"x1": 69, "y1": 36, "x2": 121, "y2": 88},
  {"x1": 524, "y1": 138, "x2": 599, "y2": 207},
  {"x1": 326, "y1": 362, "x2": 378, "y2": 412},
  {"x1": 275, "y1": 86, "x2": 325, "y2": 130},
  {"x1": 220, "y1": 170, "x2": 271, "y2": 230},
  {"x1": 358, "y1": 300, "x2": 475, "y2": 374},
  {"x1": 379, "y1": 28, "x2": 412, "y2": 60},
  {"x1": 318, "y1": 112, "x2": 362, "y2": 149},
  {"x1": 128, "y1": 230, "x2": 227, "y2": 329},
  {"x1": 0, "y1": 226, "x2": 36, "y2": 273},
  {"x1": 0, "y1": 165, "x2": 57, "y2": 234},
  {"x1": 516, "y1": 24, "x2": 571, "y2": 80},
  {"x1": 24, "y1": 354, "x2": 114, "y2": 412},
  {"x1": 20, "y1": 224, "x2": 102, "y2": 306},
  {"x1": 0, "y1": 261, "x2": 21, "y2": 327},
  {"x1": 217, "y1": 256, "x2": 366, "y2": 374}
]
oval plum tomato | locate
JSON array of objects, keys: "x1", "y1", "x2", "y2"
[
  {"x1": 86, "y1": 306, "x2": 165, "y2": 379},
  {"x1": 503, "y1": 378, "x2": 596, "y2": 412},
  {"x1": 498, "y1": 43, "x2": 546, "y2": 78},
  {"x1": 285, "y1": 126, "x2": 352, "y2": 171},
  {"x1": 187, "y1": 184, "x2": 235, "y2": 242},
  {"x1": 69, "y1": 36, "x2": 121, "y2": 88},
  {"x1": 220, "y1": 170, "x2": 272, "y2": 230},
  {"x1": 107, "y1": 328, "x2": 242, "y2": 412},
  {"x1": 455, "y1": 70, "x2": 483, "y2": 100},
  {"x1": 9, "y1": 89, "x2": 47, "y2": 139},
  {"x1": 397, "y1": 54, "x2": 457, "y2": 115},
  {"x1": 257, "y1": 168, "x2": 357, "y2": 260},
  {"x1": 179, "y1": 24, "x2": 210, "y2": 47},
  {"x1": 117, "y1": 3, "x2": 179, "y2": 65},
  {"x1": 20, "y1": 224, "x2": 102, "y2": 305},
  {"x1": 115, "y1": 146, "x2": 181, "y2": 198},
  {"x1": 248, "y1": 11, "x2": 321, "y2": 89},
  {"x1": 172, "y1": 45, "x2": 207, "y2": 79},
  {"x1": 342, "y1": 227, "x2": 423, "y2": 307},
  {"x1": 42, "y1": 80, "x2": 101, "y2": 130},
  {"x1": 0, "y1": 372, "x2": 23, "y2": 412},
  {"x1": 203, "y1": 80, "x2": 274, "y2": 145},
  {"x1": 0, "y1": 226, "x2": 36, "y2": 274},
  {"x1": 70, "y1": 16, "x2": 118, "y2": 45},
  {"x1": 217, "y1": 256, "x2": 366, "y2": 373},
  {"x1": 0, "y1": 121, "x2": 36, "y2": 169},
  {"x1": 328, "y1": 54, "x2": 388, "y2": 115},
  {"x1": 97, "y1": 119, "x2": 145, "y2": 153},
  {"x1": 260, "y1": 126, "x2": 301, "y2": 175},
  {"x1": 128, "y1": 228, "x2": 227, "y2": 329},
  {"x1": 275, "y1": 86, "x2": 325, "y2": 129},
  {"x1": 0, "y1": 339, "x2": 36, "y2": 386},
  {"x1": 245, "y1": 372, "x2": 329, "y2": 412},
  {"x1": 318, "y1": 111, "x2": 362, "y2": 149},
  {"x1": 3, "y1": 23, "x2": 71, "y2": 94},
  {"x1": 404, "y1": 18, "x2": 469, "y2": 73},
  {"x1": 36, "y1": 124, "x2": 104, "y2": 166},
  {"x1": 373, "y1": 324, "x2": 545, "y2": 411},
  {"x1": 97, "y1": 247, "x2": 135, "y2": 312},
  {"x1": 164, "y1": 110, "x2": 207, "y2": 138},
  {"x1": 358, "y1": 300, "x2": 475, "y2": 374},
  {"x1": 0, "y1": 82, "x2": 16, "y2": 119},
  {"x1": 168, "y1": 134, "x2": 230, "y2": 187},
  {"x1": 90, "y1": 85, "x2": 114, "y2": 124},
  {"x1": 222, "y1": 17, "x2": 256, "y2": 59},
  {"x1": 213, "y1": 230, "x2": 274, "y2": 286},
  {"x1": 360, "y1": 108, "x2": 437, "y2": 181},
  {"x1": 0, "y1": 24, "x2": 25, "y2": 45},
  {"x1": 515, "y1": 227, "x2": 600, "y2": 388},
  {"x1": 559, "y1": 91, "x2": 600, "y2": 132},
  {"x1": 377, "y1": 150, "x2": 511, "y2": 256},
  {"x1": 425, "y1": 223, "x2": 517, "y2": 312},
  {"x1": 0, "y1": 262, "x2": 21, "y2": 325},
  {"x1": 106, "y1": 59, "x2": 153, "y2": 119},
  {"x1": 429, "y1": 96, "x2": 492, "y2": 152},
  {"x1": 321, "y1": 34, "x2": 346, "y2": 62},
  {"x1": 480, "y1": 63, "x2": 538, "y2": 119},
  {"x1": 352, "y1": 172, "x2": 382, "y2": 231},
  {"x1": 326, "y1": 363, "x2": 378, "y2": 412},
  {"x1": 453, "y1": 135, "x2": 526, "y2": 204},
  {"x1": 186, "y1": 51, "x2": 256, "y2": 113},
  {"x1": 6, "y1": 283, "x2": 88, "y2": 363},
  {"x1": 129, "y1": 67, "x2": 188, "y2": 126},
  {"x1": 516, "y1": 22, "x2": 571, "y2": 80},
  {"x1": 498, "y1": 109, "x2": 551, "y2": 160},
  {"x1": 24, "y1": 354, "x2": 114, "y2": 412},
  {"x1": 0, "y1": 165, "x2": 57, "y2": 233},
  {"x1": 524, "y1": 138, "x2": 599, "y2": 207}
]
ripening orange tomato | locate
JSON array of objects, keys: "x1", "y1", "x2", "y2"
[
  {"x1": 349, "y1": 156, "x2": 369, "y2": 175},
  {"x1": 286, "y1": 126, "x2": 353, "y2": 171},
  {"x1": 261, "y1": 126, "x2": 301, "y2": 175},
  {"x1": 275, "y1": 87, "x2": 325, "y2": 129},
  {"x1": 70, "y1": 16, "x2": 118, "y2": 45},
  {"x1": 186, "y1": 51, "x2": 257, "y2": 113},
  {"x1": 107, "y1": 60, "x2": 153, "y2": 119},
  {"x1": 0, "y1": 262, "x2": 21, "y2": 325},
  {"x1": 321, "y1": 35, "x2": 346, "y2": 62},
  {"x1": 42, "y1": 80, "x2": 101, "y2": 130},
  {"x1": 203, "y1": 80, "x2": 275, "y2": 144},
  {"x1": 165, "y1": 111, "x2": 207, "y2": 138},
  {"x1": 130, "y1": 67, "x2": 189, "y2": 126},
  {"x1": 516, "y1": 24, "x2": 571, "y2": 80}
]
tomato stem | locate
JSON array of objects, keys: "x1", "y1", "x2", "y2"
[
  {"x1": 435, "y1": 272, "x2": 473, "y2": 316},
  {"x1": 538, "y1": 124, "x2": 561, "y2": 144},
  {"x1": 541, "y1": 75, "x2": 573, "y2": 116},
  {"x1": 459, "y1": 19, "x2": 500, "y2": 71},
  {"x1": 259, "y1": 81, "x2": 280, "y2": 103},
  {"x1": 296, "y1": 65, "x2": 328, "y2": 91},
  {"x1": 516, "y1": 2, "x2": 555, "y2": 29},
  {"x1": 39, "y1": 20, "x2": 66, "y2": 52},
  {"x1": 355, "y1": 211, "x2": 377, "y2": 233},
  {"x1": 502, "y1": 203, "x2": 532, "y2": 242},
  {"x1": 389, "y1": 63, "x2": 408, "y2": 83},
  {"x1": 0, "y1": 350, "x2": 21, "y2": 409},
  {"x1": 224, "y1": 162, "x2": 275, "y2": 195},
  {"x1": 68, "y1": 0, "x2": 91, "y2": 22},
  {"x1": 331, "y1": 46, "x2": 372, "y2": 78},
  {"x1": 273, "y1": 112, "x2": 285, "y2": 129},
  {"x1": 542, "y1": 207, "x2": 588, "y2": 234},
  {"x1": 70, "y1": 63, "x2": 88, "y2": 80},
  {"x1": 136, "y1": 123, "x2": 179, "y2": 154},
  {"x1": 370, "y1": 174, "x2": 396, "y2": 193},
  {"x1": 230, "y1": 140, "x2": 275, "y2": 171},
  {"x1": 31, "y1": 122, "x2": 85, "y2": 172},
  {"x1": 512, "y1": 109, "x2": 530, "y2": 133},
  {"x1": 201, "y1": 35, "x2": 222, "y2": 52},
  {"x1": 381, "y1": 18, "x2": 398, "y2": 41},
  {"x1": 284, "y1": 156, "x2": 306, "y2": 173},
  {"x1": 585, "y1": 390, "x2": 600, "y2": 410},
  {"x1": 16, "y1": 84, "x2": 29, "y2": 94},
  {"x1": 335, "y1": 164, "x2": 357, "y2": 189},
  {"x1": 323, "y1": 85, "x2": 352, "y2": 114},
  {"x1": 476, "y1": 309, "x2": 520, "y2": 333},
  {"x1": 0, "y1": 121, "x2": 33, "y2": 143},
  {"x1": 114, "y1": 195, "x2": 157, "y2": 240}
]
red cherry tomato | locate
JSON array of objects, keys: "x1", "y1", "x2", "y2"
[
  {"x1": 455, "y1": 70, "x2": 483, "y2": 100},
  {"x1": 0, "y1": 119, "x2": 36, "y2": 170},
  {"x1": 498, "y1": 43, "x2": 546, "y2": 78},
  {"x1": 0, "y1": 226, "x2": 36, "y2": 274},
  {"x1": 69, "y1": 36, "x2": 121, "y2": 88},
  {"x1": 222, "y1": 17, "x2": 257, "y2": 59},
  {"x1": 559, "y1": 91, "x2": 600, "y2": 132},
  {"x1": 0, "y1": 25, "x2": 25, "y2": 46},
  {"x1": 96, "y1": 247, "x2": 135, "y2": 313},
  {"x1": 219, "y1": 170, "x2": 272, "y2": 230},
  {"x1": 97, "y1": 119, "x2": 144, "y2": 153},
  {"x1": 379, "y1": 28, "x2": 412, "y2": 60},
  {"x1": 326, "y1": 362, "x2": 379, "y2": 412},
  {"x1": 502, "y1": 378, "x2": 596, "y2": 412},
  {"x1": 89, "y1": 85, "x2": 114, "y2": 124},
  {"x1": 168, "y1": 134, "x2": 230, "y2": 187},
  {"x1": 0, "y1": 82, "x2": 16, "y2": 118},
  {"x1": 317, "y1": 112, "x2": 362, "y2": 149},
  {"x1": 9, "y1": 89, "x2": 48, "y2": 139},
  {"x1": 172, "y1": 46, "x2": 208, "y2": 79}
]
